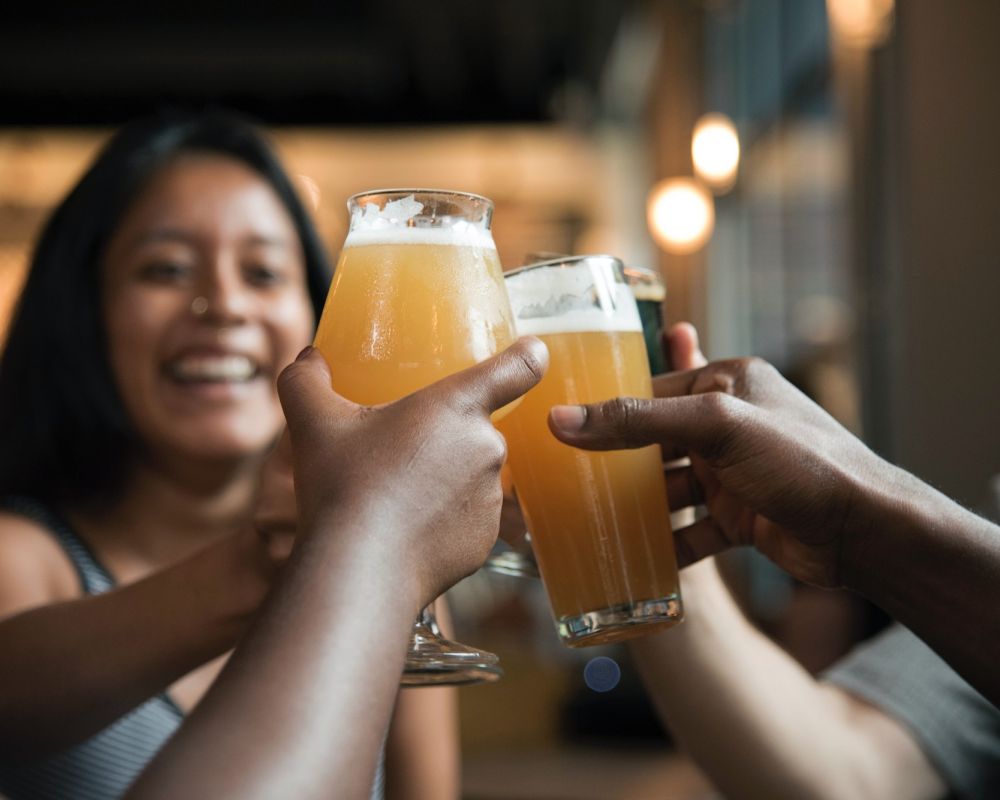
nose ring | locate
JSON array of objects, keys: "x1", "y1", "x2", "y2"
[{"x1": 191, "y1": 296, "x2": 209, "y2": 316}]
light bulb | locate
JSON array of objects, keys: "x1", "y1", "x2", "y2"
[
  {"x1": 647, "y1": 178, "x2": 715, "y2": 255},
  {"x1": 692, "y1": 113, "x2": 740, "y2": 192}
]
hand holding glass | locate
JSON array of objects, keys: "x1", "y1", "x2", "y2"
[{"x1": 312, "y1": 189, "x2": 514, "y2": 685}]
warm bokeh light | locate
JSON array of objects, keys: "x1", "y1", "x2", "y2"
[
  {"x1": 692, "y1": 113, "x2": 740, "y2": 192},
  {"x1": 646, "y1": 178, "x2": 715, "y2": 255},
  {"x1": 826, "y1": 0, "x2": 894, "y2": 47}
]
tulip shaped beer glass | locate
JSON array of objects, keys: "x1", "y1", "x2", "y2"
[{"x1": 313, "y1": 189, "x2": 516, "y2": 684}]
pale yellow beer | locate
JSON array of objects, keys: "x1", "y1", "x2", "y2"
[
  {"x1": 314, "y1": 240, "x2": 513, "y2": 403},
  {"x1": 310, "y1": 190, "x2": 516, "y2": 686},
  {"x1": 501, "y1": 257, "x2": 682, "y2": 646}
]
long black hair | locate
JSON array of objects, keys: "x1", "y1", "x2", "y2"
[{"x1": 0, "y1": 110, "x2": 332, "y2": 509}]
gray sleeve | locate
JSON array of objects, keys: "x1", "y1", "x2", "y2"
[{"x1": 823, "y1": 624, "x2": 1000, "y2": 800}]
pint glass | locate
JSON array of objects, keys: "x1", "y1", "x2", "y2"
[
  {"x1": 500, "y1": 255, "x2": 683, "y2": 646},
  {"x1": 624, "y1": 265, "x2": 667, "y2": 375},
  {"x1": 313, "y1": 189, "x2": 515, "y2": 684}
]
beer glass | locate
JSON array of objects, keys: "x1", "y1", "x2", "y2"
[
  {"x1": 313, "y1": 189, "x2": 515, "y2": 685},
  {"x1": 624, "y1": 265, "x2": 667, "y2": 375},
  {"x1": 486, "y1": 259, "x2": 667, "y2": 582},
  {"x1": 498, "y1": 255, "x2": 683, "y2": 646},
  {"x1": 485, "y1": 464, "x2": 541, "y2": 579}
]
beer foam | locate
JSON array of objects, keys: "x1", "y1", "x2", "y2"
[
  {"x1": 623, "y1": 266, "x2": 666, "y2": 302},
  {"x1": 344, "y1": 226, "x2": 496, "y2": 249},
  {"x1": 506, "y1": 265, "x2": 642, "y2": 336},
  {"x1": 344, "y1": 194, "x2": 496, "y2": 249}
]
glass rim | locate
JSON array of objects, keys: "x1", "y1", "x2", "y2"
[
  {"x1": 346, "y1": 188, "x2": 493, "y2": 209},
  {"x1": 623, "y1": 264, "x2": 666, "y2": 292},
  {"x1": 505, "y1": 253, "x2": 624, "y2": 279}
]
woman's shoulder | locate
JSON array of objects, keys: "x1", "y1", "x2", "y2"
[{"x1": 0, "y1": 508, "x2": 80, "y2": 618}]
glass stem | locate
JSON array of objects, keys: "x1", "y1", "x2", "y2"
[{"x1": 416, "y1": 604, "x2": 442, "y2": 636}]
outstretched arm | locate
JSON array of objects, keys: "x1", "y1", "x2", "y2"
[
  {"x1": 627, "y1": 326, "x2": 946, "y2": 799},
  {"x1": 129, "y1": 339, "x2": 547, "y2": 800},
  {"x1": 550, "y1": 324, "x2": 1000, "y2": 707},
  {"x1": 0, "y1": 521, "x2": 272, "y2": 759},
  {"x1": 633, "y1": 560, "x2": 945, "y2": 800}
]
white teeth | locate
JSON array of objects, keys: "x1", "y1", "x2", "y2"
[{"x1": 170, "y1": 355, "x2": 258, "y2": 383}]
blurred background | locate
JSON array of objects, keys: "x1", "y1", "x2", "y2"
[{"x1": 1, "y1": 1, "x2": 998, "y2": 797}]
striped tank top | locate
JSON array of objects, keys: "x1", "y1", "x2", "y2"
[{"x1": 0, "y1": 497, "x2": 385, "y2": 799}]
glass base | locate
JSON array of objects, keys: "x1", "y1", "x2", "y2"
[
  {"x1": 557, "y1": 594, "x2": 684, "y2": 648},
  {"x1": 402, "y1": 618, "x2": 503, "y2": 687}
]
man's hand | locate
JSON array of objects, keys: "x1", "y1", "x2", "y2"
[
  {"x1": 548, "y1": 323, "x2": 890, "y2": 589},
  {"x1": 277, "y1": 338, "x2": 548, "y2": 607}
]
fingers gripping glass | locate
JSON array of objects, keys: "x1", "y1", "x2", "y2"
[{"x1": 313, "y1": 189, "x2": 515, "y2": 685}]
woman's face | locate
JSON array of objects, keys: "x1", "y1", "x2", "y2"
[{"x1": 102, "y1": 153, "x2": 316, "y2": 464}]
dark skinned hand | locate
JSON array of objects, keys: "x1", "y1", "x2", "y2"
[
  {"x1": 548, "y1": 322, "x2": 891, "y2": 589},
  {"x1": 271, "y1": 337, "x2": 548, "y2": 607}
]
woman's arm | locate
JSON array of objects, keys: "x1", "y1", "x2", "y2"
[
  {"x1": 129, "y1": 508, "x2": 423, "y2": 800},
  {"x1": 384, "y1": 599, "x2": 460, "y2": 800},
  {"x1": 630, "y1": 560, "x2": 946, "y2": 800},
  {"x1": 0, "y1": 523, "x2": 272, "y2": 759},
  {"x1": 133, "y1": 506, "x2": 420, "y2": 798}
]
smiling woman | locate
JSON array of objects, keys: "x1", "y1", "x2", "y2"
[
  {"x1": 0, "y1": 113, "x2": 331, "y2": 507},
  {"x1": 100, "y1": 153, "x2": 314, "y2": 463},
  {"x1": 0, "y1": 112, "x2": 327, "y2": 800},
  {"x1": 0, "y1": 112, "x2": 454, "y2": 800}
]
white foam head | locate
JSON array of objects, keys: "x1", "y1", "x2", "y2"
[
  {"x1": 344, "y1": 193, "x2": 496, "y2": 249},
  {"x1": 505, "y1": 257, "x2": 642, "y2": 336},
  {"x1": 624, "y1": 266, "x2": 666, "y2": 302}
]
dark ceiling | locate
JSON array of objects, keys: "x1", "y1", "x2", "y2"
[{"x1": 0, "y1": 1, "x2": 637, "y2": 126}]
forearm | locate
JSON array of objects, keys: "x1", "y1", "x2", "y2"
[
  {"x1": 0, "y1": 531, "x2": 268, "y2": 757},
  {"x1": 385, "y1": 598, "x2": 460, "y2": 800},
  {"x1": 845, "y1": 467, "x2": 1000, "y2": 706},
  {"x1": 630, "y1": 560, "x2": 888, "y2": 800},
  {"x1": 129, "y1": 511, "x2": 422, "y2": 800}
]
